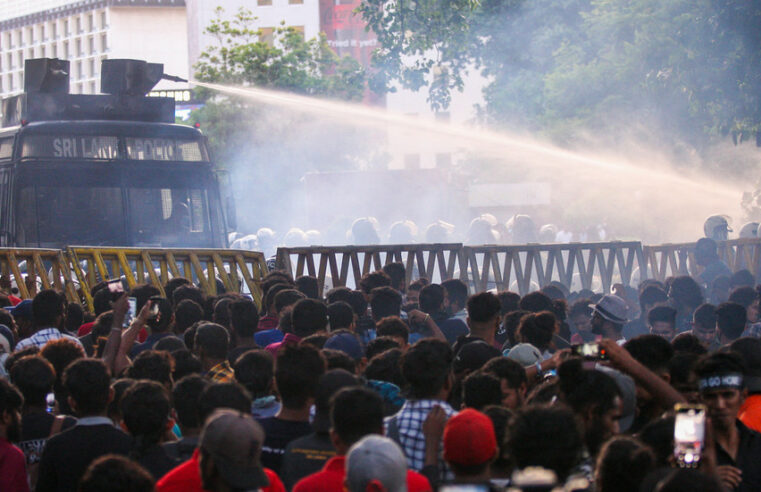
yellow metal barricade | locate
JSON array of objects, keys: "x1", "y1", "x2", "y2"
[
  {"x1": 276, "y1": 243, "x2": 466, "y2": 297},
  {"x1": 0, "y1": 248, "x2": 80, "y2": 305},
  {"x1": 66, "y1": 247, "x2": 267, "y2": 310}
]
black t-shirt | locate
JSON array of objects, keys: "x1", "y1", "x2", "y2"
[
  {"x1": 280, "y1": 432, "x2": 335, "y2": 490},
  {"x1": 715, "y1": 421, "x2": 761, "y2": 492},
  {"x1": 134, "y1": 444, "x2": 180, "y2": 481},
  {"x1": 258, "y1": 417, "x2": 313, "y2": 475},
  {"x1": 37, "y1": 423, "x2": 132, "y2": 492},
  {"x1": 18, "y1": 411, "x2": 76, "y2": 469}
]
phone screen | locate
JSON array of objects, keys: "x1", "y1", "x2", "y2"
[
  {"x1": 125, "y1": 297, "x2": 137, "y2": 328},
  {"x1": 107, "y1": 279, "x2": 124, "y2": 293},
  {"x1": 674, "y1": 404, "x2": 706, "y2": 467},
  {"x1": 571, "y1": 342, "x2": 608, "y2": 360}
]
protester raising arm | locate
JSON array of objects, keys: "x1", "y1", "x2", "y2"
[
  {"x1": 101, "y1": 293, "x2": 128, "y2": 374},
  {"x1": 101, "y1": 295, "x2": 153, "y2": 376},
  {"x1": 598, "y1": 338, "x2": 686, "y2": 408}
]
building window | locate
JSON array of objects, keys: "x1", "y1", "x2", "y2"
[
  {"x1": 259, "y1": 27, "x2": 275, "y2": 44},
  {"x1": 76, "y1": 39, "x2": 82, "y2": 56},
  {"x1": 6, "y1": 54, "x2": 12, "y2": 70},
  {"x1": 291, "y1": 26, "x2": 305, "y2": 39},
  {"x1": 100, "y1": 33, "x2": 107, "y2": 51},
  {"x1": 52, "y1": 22, "x2": 58, "y2": 39},
  {"x1": 90, "y1": 58, "x2": 96, "y2": 77},
  {"x1": 76, "y1": 17, "x2": 82, "y2": 33},
  {"x1": 77, "y1": 61, "x2": 83, "y2": 79},
  {"x1": 41, "y1": 46, "x2": 46, "y2": 57},
  {"x1": 17, "y1": 52, "x2": 23, "y2": 69},
  {"x1": 289, "y1": 0, "x2": 304, "y2": 4},
  {"x1": 88, "y1": 14, "x2": 95, "y2": 32},
  {"x1": 63, "y1": 41, "x2": 69, "y2": 58},
  {"x1": 52, "y1": 44, "x2": 58, "y2": 58},
  {"x1": 5, "y1": 33, "x2": 11, "y2": 49},
  {"x1": 90, "y1": 81, "x2": 97, "y2": 93},
  {"x1": 258, "y1": 0, "x2": 273, "y2": 6},
  {"x1": 28, "y1": 27, "x2": 34, "y2": 45},
  {"x1": 41, "y1": 25, "x2": 46, "y2": 41},
  {"x1": 64, "y1": 20, "x2": 70, "y2": 36},
  {"x1": 16, "y1": 30, "x2": 22, "y2": 47},
  {"x1": 89, "y1": 37, "x2": 95, "y2": 54},
  {"x1": 101, "y1": 11, "x2": 107, "y2": 29}
]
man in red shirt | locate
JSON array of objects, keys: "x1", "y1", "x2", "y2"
[
  {"x1": 157, "y1": 409, "x2": 285, "y2": 492},
  {"x1": 293, "y1": 387, "x2": 431, "y2": 492},
  {"x1": 0, "y1": 379, "x2": 29, "y2": 492}
]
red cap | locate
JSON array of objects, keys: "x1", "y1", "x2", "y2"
[{"x1": 443, "y1": 409, "x2": 497, "y2": 466}]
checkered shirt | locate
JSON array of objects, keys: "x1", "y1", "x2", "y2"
[
  {"x1": 385, "y1": 399, "x2": 457, "y2": 481},
  {"x1": 206, "y1": 360, "x2": 235, "y2": 383},
  {"x1": 15, "y1": 328, "x2": 84, "y2": 351}
]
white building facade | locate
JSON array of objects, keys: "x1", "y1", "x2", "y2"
[
  {"x1": 0, "y1": 0, "x2": 189, "y2": 98},
  {"x1": 185, "y1": 0, "x2": 320, "y2": 71}
]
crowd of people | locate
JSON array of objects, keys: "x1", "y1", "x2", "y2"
[{"x1": 0, "y1": 233, "x2": 760, "y2": 491}]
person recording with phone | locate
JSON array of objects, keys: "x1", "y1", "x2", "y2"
[
  {"x1": 129, "y1": 297, "x2": 175, "y2": 358},
  {"x1": 695, "y1": 352, "x2": 761, "y2": 491}
]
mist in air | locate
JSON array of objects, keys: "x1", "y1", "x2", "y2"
[{"x1": 193, "y1": 0, "x2": 761, "y2": 249}]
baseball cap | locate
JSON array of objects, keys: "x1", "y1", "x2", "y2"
[
  {"x1": 596, "y1": 365, "x2": 636, "y2": 432},
  {"x1": 199, "y1": 409, "x2": 269, "y2": 489},
  {"x1": 7, "y1": 300, "x2": 33, "y2": 321},
  {"x1": 346, "y1": 435, "x2": 407, "y2": 492},
  {"x1": 505, "y1": 343, "x2": 542, "y2": 367},
  {"x1": 590, "y1": 294, "x2": 628, "y2": 325},
  {"x1": 443, "y1": 408, "x2": 497, "y2": 466},
  {"x1": 312, "y1": 369, "x2": 360, "y2": 433},
  {"x1": 324, "y1": 331, "x2": 364, "y2": 361}
]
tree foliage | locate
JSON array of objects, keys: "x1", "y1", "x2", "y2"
[
  {"x1": 359, "y1": 0, "x2": 761, "y2": 146},
  {"x1": 188, "y1": 8, "x2": 379, "y2": 232}
]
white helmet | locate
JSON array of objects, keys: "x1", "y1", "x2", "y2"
[
  {"x1": 389, "y1": 220, "x2": 418, "y2": 244},
  {"x1": 283, "y1": 228, "x2": 308, "y2": 247},
  {"x1": 425, "y1": 220, "x2": 454, "y2": 244},
  {"x1": 466, "y1": 217, "x2": 498, "y2": 245},
  {"x1": 739, "y1": 222, "x2": 759, "y2": 239},
  {"x1": 506, "y1": 214, "x2": 537, "y2": 244},
  {"x1": 704, "y1": 215, "x2": 732, "y2": 241},
  {"x1": 350, "y1": 217, "x2": 380, "y2": 245},
  {"x1": 538, "y1": 224, "x2": 558, "y2": 243}
]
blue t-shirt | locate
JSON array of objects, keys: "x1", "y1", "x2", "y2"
[{"x1": 255, "y1": 328, "x2": 284, "y2": 347}]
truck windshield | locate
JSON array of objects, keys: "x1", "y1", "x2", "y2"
[{"x1": 15, "y1": 167, "x2": 218, "y2": 248}]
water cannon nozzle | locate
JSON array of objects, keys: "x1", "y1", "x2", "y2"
[{"x1": 161, "y1": 74, "x2": 188, "y2": 83}]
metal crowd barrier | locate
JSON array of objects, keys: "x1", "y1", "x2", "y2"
[
  {"x1": 1, "y1": 238, "x2": 760, "y2": 312},
  {"x1": 643, "y1": 238, "x2": 761, "y2": 281},
  {"x1": 275, "y1": 243, "x2": 465, "y2": 296},
  {"x1": 66, "y1": 247, "x2": 268, "y2": 310},
  {"x1": 0, "y1": 248, "x2": 80, "y2": 305},
  {"x1": 463, "y1": 241, "x2": 646, "y2": 295}
]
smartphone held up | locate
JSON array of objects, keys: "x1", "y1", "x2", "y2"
[{"x1": 674, "y1": 403, "x2": 706, "y2": 468}]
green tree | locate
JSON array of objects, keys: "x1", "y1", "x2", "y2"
[
  {"x1": 189, "y1": 7, "x2": 381, "y2": 233},
  {"x1": 359, "y1": 0, "x2": 761, "y2": 150}
]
